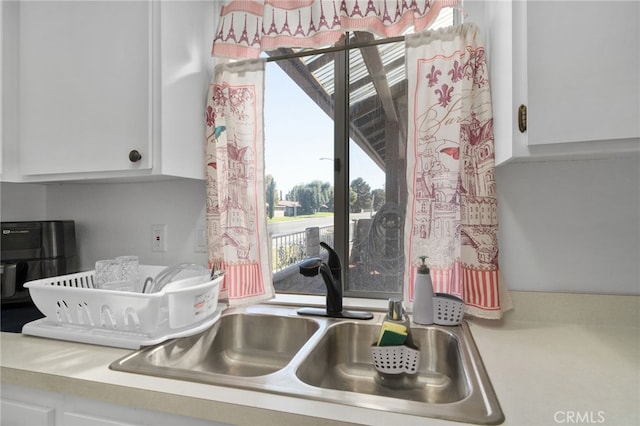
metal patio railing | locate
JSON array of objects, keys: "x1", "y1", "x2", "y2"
[{"x1": 271, "y1": 226, "x2": 334, "y2": 272}]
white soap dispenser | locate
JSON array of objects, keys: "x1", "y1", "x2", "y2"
[{"x1": 412, "y1": 256, "x2": 434, "y2": 325}]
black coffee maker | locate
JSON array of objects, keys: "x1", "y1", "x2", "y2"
[{"x1": 1, "y1": 221, "x2": 78, "y2": 332}]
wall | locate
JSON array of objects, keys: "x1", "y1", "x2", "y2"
[
  {"x1": 1, "y1": 154, "x2": 638, "y2": 294},
  {"x1": 1, "y1": 180, "x2": 208, "y2": 271},
  {"x1": 496, "y1": 154, "x2": 639, "y2": 295},
  {"x1": 1, "y1": 183, "x2": 46, "y2": 220}
]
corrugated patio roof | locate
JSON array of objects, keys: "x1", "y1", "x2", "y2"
[{"x1": 266, "y1": 8, "x2": 455, "y2": 171}]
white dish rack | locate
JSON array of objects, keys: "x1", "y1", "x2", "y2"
[{"x1": 22, "y1": 265, "x2": 225, "y2": 349}]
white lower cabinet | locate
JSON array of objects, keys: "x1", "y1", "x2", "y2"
[
  {"x1": 1, "y1": 398, "x2": 55, "y2": 426},
  {"x1": 1, "y1": 384, "x2": 227, "y2": 426},
  {"x1": 62, "y1": 412, "x2": 142, "y2": 426}
]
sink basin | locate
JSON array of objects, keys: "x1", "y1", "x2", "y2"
[
  {"x1": 111, "y1": 305, "x2": 503, "y2": 425},
  {"x1": 296, "y1": 322, "x2": 468, "y2": 403},
  {"x1": 111, "y1": 310, "x2": 320, "y2": 380}
]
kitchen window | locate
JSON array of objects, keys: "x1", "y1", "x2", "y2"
[{"x1": 265, "y1": 9, "x2": 457, "y2": 299}]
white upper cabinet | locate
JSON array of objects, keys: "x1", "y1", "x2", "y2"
[
  {"x1": 2, "y1": 0, "x2": 215, "y2": 182},
  {"x1": 1, "y1": 0, "x2": 18, "y2": 180},
  {"x1": 19, "y1": 1, "x2": 152, "y2": 177},
  {"x1": 476, "y1": 0, "x2": 640, "y2": 164},
  {"x1": 0, "y1": 1, "x2": 3, "y2": 177}
]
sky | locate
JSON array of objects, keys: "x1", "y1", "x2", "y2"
[{"x1": 264, "y1": 61, "x2": 385, "y2": 197}]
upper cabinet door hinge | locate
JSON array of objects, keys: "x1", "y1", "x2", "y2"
[{"x1": 518, "y1": 104, "x2": 527, "y2": 133}]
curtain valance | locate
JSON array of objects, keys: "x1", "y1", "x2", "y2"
[{"x1": 212, "y1": 0, "x2": 459, "y2": 59}]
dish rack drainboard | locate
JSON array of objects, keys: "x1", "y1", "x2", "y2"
[{"x1": 22, "y1": 266, "x2": 225, "y2": 349}]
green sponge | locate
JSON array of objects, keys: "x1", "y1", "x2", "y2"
[{"x1": 376, "y1": 322, "x2": 408, "y2": 346}]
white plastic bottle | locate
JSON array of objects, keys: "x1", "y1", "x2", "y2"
[{"x1": 412, "y1": 256, "x2": 434, "y2": 325}]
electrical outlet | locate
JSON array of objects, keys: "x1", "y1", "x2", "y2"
[{"x1": 152, "y1": 224, "x2": 167, "y2": 252}]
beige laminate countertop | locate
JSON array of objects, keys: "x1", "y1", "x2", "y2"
[{"x1": 1, "y1": 291, "x2": 639, "y2": 426}]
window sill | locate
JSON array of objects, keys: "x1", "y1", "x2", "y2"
[{"x1": 269, "y1": 293, "x2": 389, "y2": 312}]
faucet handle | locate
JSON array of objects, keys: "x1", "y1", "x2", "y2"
[{"x1": 299, "y1": 258, "x2": 322, "y2": 277}]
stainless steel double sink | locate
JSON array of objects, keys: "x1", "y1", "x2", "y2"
[{"x1": 110, "y1": 304, "x2": 504, "y2": 425}]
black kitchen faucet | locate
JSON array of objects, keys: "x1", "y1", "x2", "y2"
[{"x1": 297, "y1": 242, "x2": 373, "y2": 320}]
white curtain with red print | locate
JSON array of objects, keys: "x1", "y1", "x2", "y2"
[
  {"x1": 404, "y1": 23, "x2": 511, "y2": 319},
  {"x1": 205, "y1": 58, "x2": 275, "y2": 306},
  {"x1": 212, "y1": 0, "x2": 459, "y2": 59}
]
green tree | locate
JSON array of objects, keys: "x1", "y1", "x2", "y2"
[
  {"x1": 265, "y1": 175, "x2": 278, "y2": 219},
  {"x1": 349, "y1": 188, "x2": 357, "y2": 210},
  {"x1": 288, "y1": 181, "x2": 333, "y2": 214},
  {"x1": 350, "y1": 177, "x2": 371, "y2": 213},
  {"x1": 286, "y1": 185, "x2": 300, "y2": 202},
  {"x1": 371, "y1": 188, "x2": 385, "y2": 211},
  {"x1": 298, "y1": 186, "x2": 315, "y2": 214},
  {"x1": 321, "y1": 182, "x2": 334, "y2": 212}
]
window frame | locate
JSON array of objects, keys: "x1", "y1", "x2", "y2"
[
  {"x1": 266, "y1": 7, "x2": 459, "y2": 300},
  {"x1": 267, "y1": 37, "x2": 406, "y2": 300}
]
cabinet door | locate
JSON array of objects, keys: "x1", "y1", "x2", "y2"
[
  {"x1": 526, "y1": 0, "x2": 639, "y2": 145},
  {"x1": 64, "y1": 412, "x2": 139, "y2": 426},
  {"x1": 1, "y1": 398, "x2": 55, "y2": 426},
  {"x1": 19, "y1": 1, "x2": 152, "y2": 175},
  {"x1": 0, "y1": 0, "x2": 4, "y2": 177}
]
